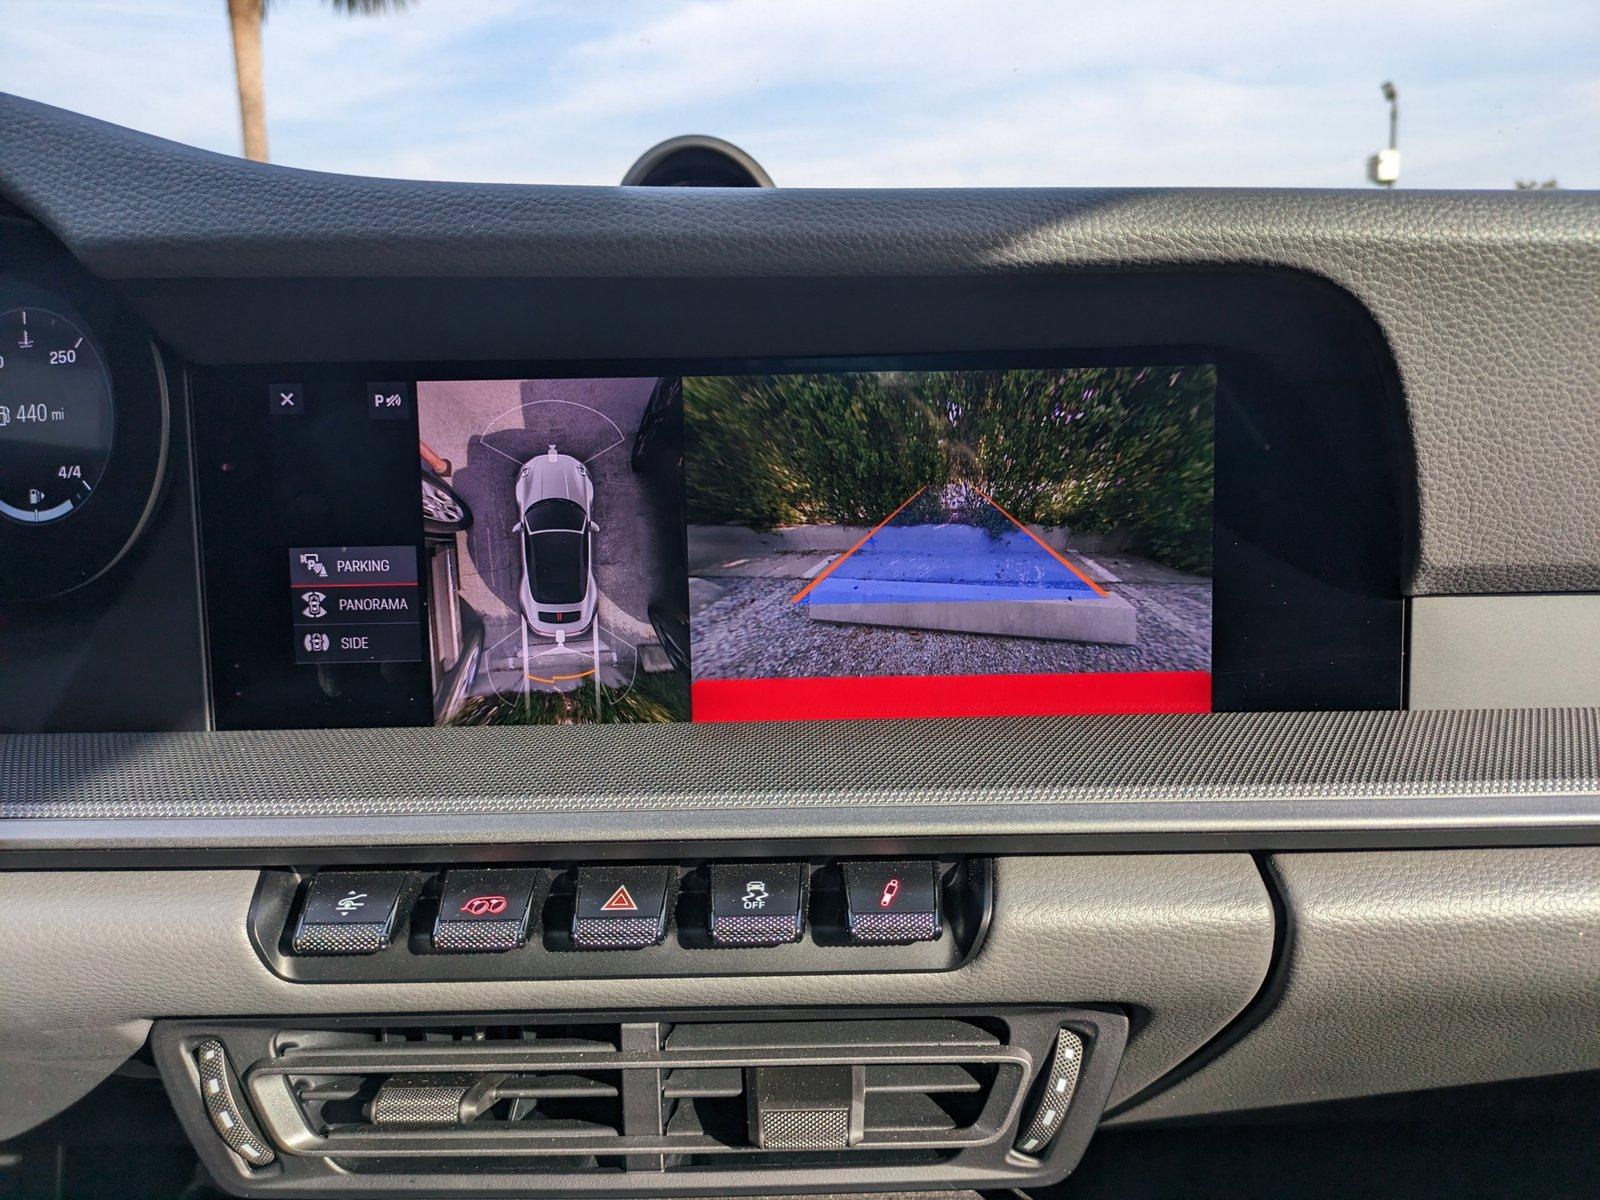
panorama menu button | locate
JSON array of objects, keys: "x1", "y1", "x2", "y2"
[{"x1": 310, "y1": 584, "x2": 420, "y2": 623}]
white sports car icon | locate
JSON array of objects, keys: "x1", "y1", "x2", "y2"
[{"x1": 514, "y1": 445, "x2": 598, "y2": 638}]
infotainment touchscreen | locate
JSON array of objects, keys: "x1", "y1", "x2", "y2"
[{"x1": 197, "y1": 362, "x2": 1214, "y2": 728}]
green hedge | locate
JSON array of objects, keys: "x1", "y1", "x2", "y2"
[{"x1": 684, "y1": 366, "x2": 1215, "y2": 574}]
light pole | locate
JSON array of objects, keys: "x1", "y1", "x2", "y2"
[{"x1": 1367, "y1": 81, "x2": 1401, "y2": 187}]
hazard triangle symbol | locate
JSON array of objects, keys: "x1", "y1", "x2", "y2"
[{"x1": 601, "y1": 885, "x2": 638, "y2": 912}]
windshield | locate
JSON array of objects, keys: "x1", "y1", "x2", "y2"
[
  {"x1": 7, "y1": 3, "x2": 1594, "y2": 189},
  {"x1": 524, "y1": 497, "x2": 585, "y2": 534}
]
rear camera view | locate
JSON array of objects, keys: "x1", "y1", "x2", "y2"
[
  {"x1": 418, "y1": 379, "x2": 689, "y2": 725},
  {"x1": 685, "y1": 367, "x2": 1214, "y2": 721}
]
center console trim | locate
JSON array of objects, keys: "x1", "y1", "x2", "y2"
[{"x1": 2, "y1": 708, "x2": 1597, "y2": 863}]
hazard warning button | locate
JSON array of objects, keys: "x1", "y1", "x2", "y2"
[{"x1": 571, "y1": 865, "x2": 674, "y2": 950}]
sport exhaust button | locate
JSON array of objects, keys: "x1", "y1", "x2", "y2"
[
  {"x1": 432, "y1": 868, "x2": 541, "y2": 953},
  {"x1": 571, "y1": 865, "x2": 673, "y2": 949},
  {"x1": 709, "y1": 862, "x2": 805, "y2": 946},
  {"x1": 843, "y1": 860, "x2": 941, "y2": 944}
]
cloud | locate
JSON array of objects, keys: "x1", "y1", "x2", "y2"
[{"x1": 4, "y1": 2, "x2": 238, "y2": 150}]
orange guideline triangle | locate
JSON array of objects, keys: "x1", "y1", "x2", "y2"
[{"x1": 601, "y1": 885, "x2": 638, "y2": 912}]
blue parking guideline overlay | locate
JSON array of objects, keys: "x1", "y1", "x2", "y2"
[{"x1": 802, "y1": 522, "x2": 1097, "y2": 606}]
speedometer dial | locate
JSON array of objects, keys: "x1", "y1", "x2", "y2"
[{"x1": 0, "y1": 307, "x2": 115, "y2": 524}]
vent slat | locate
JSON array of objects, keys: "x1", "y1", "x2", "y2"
[
  {"x1": 665, "y1": 1102, "x2": 705, "y2": 1137},
  {"x1": 864, "y1": 1092, "x2": 958, "y2": 1135},
  {"x1": 495, "y1": 1074, "x2": 619, "y2": 1100},
  {"x1": 275, "y1": 1042, "x2": 618, "y2": 1071},
  {"x1": 665, "y1": 1019, "x2": 996, "y2": 1053},
  {"x1": 365, "y1": 1027, "x2": 620, "y2": 1052},
  {"x1": 662, "y1": 1068, "x2": 744, "y2": 1099},
  {"x1": 664, "y1": 1098, "x2": 746, "y2": 1147},
  {"x1": 292, "y1": 1078, "x2": 367, "y2": 1101},
  {"x1": 497, "y1": 1117, "x2": 620, "y2": 1139},
  {"x1": 863, "y1": 1063, "x2": 981, "y2": 1095}
]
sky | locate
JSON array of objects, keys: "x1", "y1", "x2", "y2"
[{"x1": 2, "y1": 0, "x2": 1596, "y2": 189}]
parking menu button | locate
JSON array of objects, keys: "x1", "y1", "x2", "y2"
[{"x1": 289, "y1": 546, "x2": 417, "y2": 588}]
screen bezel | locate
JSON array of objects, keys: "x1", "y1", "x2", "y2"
[{"x1": 191, "y1": 341, "x2": 1401, "y2": 729}]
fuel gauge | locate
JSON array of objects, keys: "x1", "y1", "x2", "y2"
[{"x1": 0, "y1": 306, "x2": 115, "y2": 524}]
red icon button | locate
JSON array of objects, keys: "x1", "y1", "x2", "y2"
[
  {"x1": 459, "y1": 894, "x2": 508, "y2": 917},
  {"x1": 878, "y1": 878, "x2": 901, "y2": 908},
  {"x1": 601, "y1": 885, "x2": 639, "y2": 912}
]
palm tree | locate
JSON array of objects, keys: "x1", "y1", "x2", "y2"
[{"x1": 226, "y1": 0, "x2": 413, "y2": 163}]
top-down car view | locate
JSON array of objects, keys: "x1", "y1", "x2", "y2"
[
  {"x1": 0, "y1": 3, "x2": 1597, "y2": 1199},
  {"x1": 516, "y1": 447, "x2": 598, "y2": 638}
]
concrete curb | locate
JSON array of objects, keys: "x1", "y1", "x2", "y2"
[{"x1": 805, "y1": 586, "x2": 1139, "y2": 645}]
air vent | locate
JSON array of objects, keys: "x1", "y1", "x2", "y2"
[
  {"x1": 655, "y1": 1018, "x2": 1008, "y2": 1163},
  {"x1": 154, "y1": 1008, "x2": 1126, "y2": 1196},
  {"x1": 240, "y1": 1023, "x2": 628, "y2": 1169}
]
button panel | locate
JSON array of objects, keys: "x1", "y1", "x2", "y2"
[
  {"x1": 258, "y1": 857, "x2": 983, "y2": 981},
  {"x1": 288, "y1": 546, "x2": 423, "y2": 667}
]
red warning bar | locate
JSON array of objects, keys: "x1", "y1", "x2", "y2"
[{"x1": 692, "y1": 671, "x2": 1212, "y2": 723}]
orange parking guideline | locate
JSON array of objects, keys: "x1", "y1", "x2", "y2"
[
  {"x1": 526, "y1": 668, "x2": 597, "y2": 684},
  {"x1": 789, "y1": 485, "x2": 928, "y2": 604},
  {"x1": 968, "y1": 485, "x2": 1109, "y2": 597}
]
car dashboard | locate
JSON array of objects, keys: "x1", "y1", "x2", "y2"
[{"x1": 1, "y1": 92, "x2": 1598, "y2": 1200}]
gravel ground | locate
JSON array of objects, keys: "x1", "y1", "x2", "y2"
[{"x1": 691, "y1": 578, "x2": 1211, "y2": 679}]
